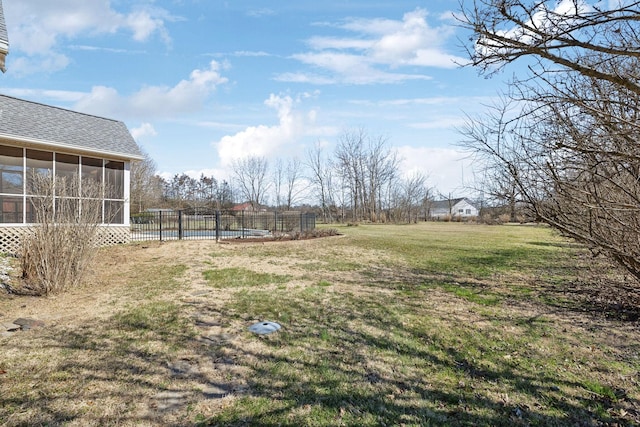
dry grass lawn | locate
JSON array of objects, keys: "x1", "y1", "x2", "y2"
[{"x1": 0, "y1": 222, "x2": 639, "y2": 426}]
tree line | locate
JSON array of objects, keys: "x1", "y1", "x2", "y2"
[
  {"x1": 131, "y1": 128, "x2": 435, "y2": 223},
  {"x1": 130, "y1": 155, "x2": 234, "y2": 214}
]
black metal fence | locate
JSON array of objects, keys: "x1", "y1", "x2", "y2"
[{"x1": 130, "y1": 210, "x2": 316, "y2": 242}]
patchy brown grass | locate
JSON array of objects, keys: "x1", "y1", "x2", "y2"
[{"x1": 0, "y1": 223, "x2": 639, "y2": 426}]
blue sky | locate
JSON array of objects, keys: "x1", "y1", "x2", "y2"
[{"x1": 0, "y1": 0, "x2": 508, "y2": 196}]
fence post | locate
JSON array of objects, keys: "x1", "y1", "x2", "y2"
[
  {"x1": 178, "y1": 210, "x2": 183, "y2": 240},
  {"x1": 159, "y1": 210, "x2": 163, "y2": 241},
  {"x1": 241, "y1": 211, "x2": 245, "y2": 239},
  {"x1": 215, "y1": 210, "x2": 220, "y2": 242},
  {"x1": 274, "y1": 210, "x2": 278, "y2": 234}
]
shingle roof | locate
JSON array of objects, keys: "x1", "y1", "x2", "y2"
[
  {"x1": 431, "y1": 198, "x2": 467, "y2": 210},
  {"x1": 0, "y1": 94, "x2": 142, "y2": 160}
]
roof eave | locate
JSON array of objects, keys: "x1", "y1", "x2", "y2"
[{"x1": 0, "y1": 132, "x2": 144, "y2": 161}]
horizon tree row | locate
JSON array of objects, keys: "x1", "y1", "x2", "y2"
[
  {"x1": 307, "y1": 129, "x2": 434, "y2": 223},
  {"x1": 131, "y1": 130, "x2": 441, "y2": 223}
]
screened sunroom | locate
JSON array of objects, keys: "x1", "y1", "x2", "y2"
[
  {"x1": 0, "y1": 147, "x2": 127, "y2": 224},
  {"x1": 0, "y1": 94, "x2": 142, "y2": 253}
]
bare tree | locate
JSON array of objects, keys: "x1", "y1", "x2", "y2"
[
  {"x1": 232, "y1": 156, "x2": 270, "y2": 209},
  {"x1": 272, "y1": 158, "x2": 285, "y2": 210},
  {"x1": 216, "y1": 180, "x2": 234, "y2": 209},
  {"x1": 163, "y1": 173, "x2": 197, "y2": 209},
  {"x1": 284, "y1": 157, "x2": 304, "y2": 210},
  {"x1": 402, "y1": 172, "x2": 432, "y2": 223},
  {"x1": 458, "y1": 97, "x2": 524, "y2": 222},
  {"x1": 130, "y1": 149, "x2": 161, "y2": 213},
  {"x1": 366, "y1": 135, "x2": 400, "y2": 222},
  {"x1": 271, "y1": 158, "x2": 303, "y2": 210},
  {"x1": 458, "y1": 0, "x2": 640, "y2": 94},
  {"x1": 458, "y1": 0, "x2": 640, "y2": 280},
  {"x1": 306, "y1": 143, "x2": 335, "y2": 222},
  {"x1": 335, "y1": 129, "x2": 366, "y2": 221},
  {"x1": 334, "y1": 129, "x2": 400, "y2": 222}
]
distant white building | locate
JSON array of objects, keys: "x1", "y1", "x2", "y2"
[{"x1": 429, "y1": 198, "x2": 479, "y2": 220}]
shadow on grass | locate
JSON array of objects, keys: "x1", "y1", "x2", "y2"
[
  {"x1": 378, "y1": 241, "x2": 640, "y2": 323},
  {"x1": 3, "y1": 250, "x2": 639, "y2": 426},
  {"x1": 198, "y1": 282, "x2": 640, "y2": 426},
  {"x1": 3, "y1": 281, "x2": 638, "y2": 426},
  {"x1": 202, "y1": 321, "x2": 637, "y2": 426},
  {"x1": 0, "y1": 309, "x2": 222, "y2": 426}
]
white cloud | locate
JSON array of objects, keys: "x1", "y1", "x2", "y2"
[
  {"x1": 273, "y1": 72, "x2": 337, "y2": 85},
  {"x1": 349, "y1": 96, "x2": 468, "y2": 107},
  {"x1": 246, "y1": 8, "x2": 276, "y2": 18},
  {"x1": 9, "y1": 54, "x2": 71, "y2": 75},
  {"x1": 369, "y1": 9, "x2": 456, "y2": 66},
  {"x1": 279, "y1": 8, "x2": 467, "y2": 85},
  {"x1": 397, "y1": 146, "x2": 474, "y2": 195},
  {"x1": 131, "y1": 123, "x2": 157, "y2": 141},
  {"x1": 233, "y1": 51, "x2": 272, "y2": 57},
  {"x1": 290, "y1": 51, "x2": 433, "y2": 85},
  {"x1": 69, "y1": 45, "x2": 143, "y2": 54},
  {"x1": 307, "y1": 37, "x2": 373, "y2": 51},
  {"x1": 409, "y1": 116, "x2": 469, "y2": 130},
  {"x1": 3, "y1": 0, "x2": 175, "y2": 73},
  {"x1": 126, "y1": 9, "x2": 170, "y2": 44},
  {"x1": 73, "y1": 60, "x2": 228, "y2": 119},
  {"x1": 214, "y1": 93, "x2": 323, "y2": 168}
]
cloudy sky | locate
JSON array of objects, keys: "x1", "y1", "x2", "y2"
[{"x1": 0, "y1": 0, "x2": 509, "y2": 196}]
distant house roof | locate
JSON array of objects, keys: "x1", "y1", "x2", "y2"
[
  {"x1": 0, "y1": 94, "x2": 143, "y2": 160},
  {"x1": 430, "y1": 198, "x2": 468, "y2": 211},
  {"x1": 232, "y1": 202, "x2": 254, "y2": 212},
  {"x1": 0, "y1": 0, "x2": 8, "y2": 73}
]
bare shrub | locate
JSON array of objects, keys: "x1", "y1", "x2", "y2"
[
  {"x1": 480, "y1": 213, "x2": 496, "y2": 225},
  {"x1": 270, "y1": 228, "x2": 339, "y2": 241},
  {"x1": 498, "y1": 214, "x2": 511, "y2": 224},
  {"x1": 17, "y1": 173, "x2": 104, "y2": 296},
  {"x1": 303, "y1": 228, "x2": 339, "y2": 238}
]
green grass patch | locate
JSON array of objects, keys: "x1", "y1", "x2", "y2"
[
  {"x1": 339, "y1": 223, "x2": 571, "y2": 277},
  {"x1": 202, "y1": 267, "x2": 290, "y2": 288},
  {"x1": 115, "y1": 301, "x2": 185, "y2": 335},
  {"x1": 440, "y1": 282, "x2": 501, "y2": 306},
  {"x1": 316, "y1": 280, "x2": 333, "y2": 287},
  {"x1": 583, "y1": 380, "x2": 618, "y2": 401}
]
